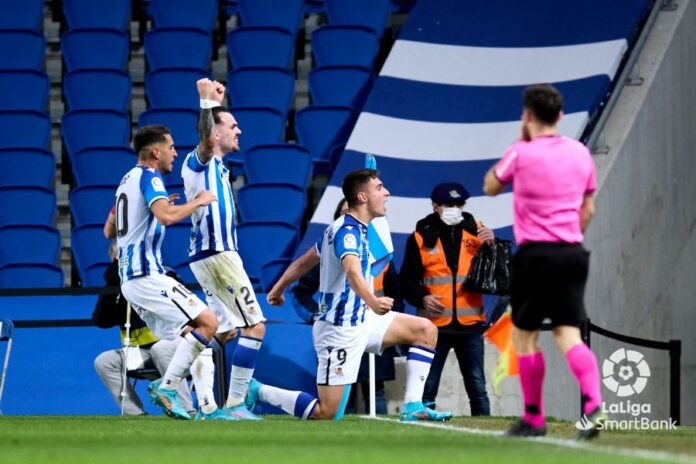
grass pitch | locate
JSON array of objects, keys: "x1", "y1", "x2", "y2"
[{"x1": 0, "y1": 415, "x2": 694, "y2": 464}]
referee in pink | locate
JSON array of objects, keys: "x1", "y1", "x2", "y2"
[{"x1": 483, "y1": 84, "x2": 605, "y2": 439}]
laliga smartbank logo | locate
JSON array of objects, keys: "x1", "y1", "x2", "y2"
[{"x1": 574, "y1": 348, "x2": 677, "y2": 431}]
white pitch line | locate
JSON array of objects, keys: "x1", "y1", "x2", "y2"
[{"x1": 360, "y1": 415, "x2": 696, "y2": 464}]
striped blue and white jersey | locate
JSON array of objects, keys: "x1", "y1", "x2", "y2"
[
  {"x1": 115, "y1": 166, "x2": 169, "y2": 283},
  {"x1": 315, "y1": 213, "x2": 371, "y2": 327},
  {"x1": 181, "y1": 148, "x2": 237, "y2": 260}
]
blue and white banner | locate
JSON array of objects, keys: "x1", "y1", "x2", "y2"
[{"x1": 299, "y1": 0, "x2": 652, "y2": 268}]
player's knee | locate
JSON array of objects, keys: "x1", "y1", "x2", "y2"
[
  {"x1": 244, "y1": 322, "x2": 265, "y2": 339},
  {"x1": 415, "y1": 318, "x2": 438, "y2": 348},
  {"x1": 196, "y1": 309, "x2": 219, "y2": 339},
  {"x1": 311, "y1": 403, "x2": 335, "y2": 420}
]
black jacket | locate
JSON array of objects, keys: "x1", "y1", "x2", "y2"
[
  {"x1": 399, "y1": 212, "x2": 483, "y2": 333},
  {"x1": 91, "y1": 259, "x2": 147, "y2": 331}
]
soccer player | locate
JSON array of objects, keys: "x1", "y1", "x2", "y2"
[
  {"x1": 106, "y1": 124, "x2": 218, "y2": 420},
  {"x1": 483, "y1": 84, "x2": 605, "y2": 439},
  {"x1": 259, "y1": 169, "x2": 452, "y2": 421},
  {"x1": 180, "y1": 79, "x2": 264, "y2": 419}
]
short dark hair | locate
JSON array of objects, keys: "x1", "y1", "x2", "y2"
[
  {"x1": 212, "y1": 106, "x2": 232, "y2": 125},
  {"x1": 133, "y1": 125, "x2": 171, "y2": 158},
  {"x1": 333, "y1": 198, "x2": 347, "y2": 220},
  {"x1": 342, "y1": 169, "x2": 379, "y2": 208},
  {"x1": 523, "y1": 84, "x2": 563, "y2": 125}
]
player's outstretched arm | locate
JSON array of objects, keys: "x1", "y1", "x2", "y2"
[
  {"x1": 342, "y1": 255, "x2": 393, "y2": 315},
  {"x1": 267, "y1": 247, "x2": 320, "y2": 306},
  {"x1": 196, "y1": 79, "x2": 225, "y2": 164},
  {"x1": 150, "y1": 190, "x2": 217, "y2": 226}
]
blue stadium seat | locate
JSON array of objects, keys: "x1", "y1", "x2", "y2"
[
  {"x1": 224, "y1": 107, "x2": 285, "y2": 168},
  {"x1": 0, "y1": 148, "x2": 54, "y2": 189},
  {"x1": 0, "y1": 70, "x2": 49, "y2": 111},
  {"x1": 309, "y1": 65, "x2": 374, "y2": 108},
  {"x1": 0, "y1": 187, "x2": 56, "y2": 227},
  {"x1": 71, "y1": 224, "x2": 110, "y2": 284},
  {"x1": 63, "y1": 0, "x2": 131, "y2": 30},
  {"x1": 138, "y1": 109, "x2": 199, "y2": 147},
  {"x1": 0, "y1": 264, "x2": 64, "y2": 289},
  {"x1": 238, "y1": 0, "x2": 304, "y2": 35},
  {"x1": 236, "y1": 221, "x2": 299, "y2": 286},
  {"x1": 62, "y1": 110, "x2": 131, "y2": 160},
  {"x1": 243, "y1": 144, "x2": 312, "y2": 187},
  {"x1": 146, "y1": 68, "x2": 210, "y2": 110},
  {"x1": 260, "y1": 258, "x2": 290, "y2": 292},
  {"x1": 150, "y1": 0, "x2": 218, "y2": 30},
  {"x1": 160, "y1": 223, "x2": 192, "y2": 271},
  {"x1": 227, "y1": 67, "x2": 295, "y2": 118},
  {"x1": 325, "y1": 0, "x2": 391, "y2": 37},
  {"x1": 63, "y1": 69, "x2": 131, "y2": 112},
  {"x1": 227, "y1": 26, "x2": 294, "y2": 69},
  {"x1": 304, "y1": 0, "x2": 324, "y2": 14},
  {"x1": 70, "y1": 185, "x2": 117, "y2": 227},
  {"x1": 0, "y1": 30, "x2": 45, "y2": 70},
  {"x1": 144, "y1": 27, "x2": 212, "y2": 72},
  {"x1": 61, "y1": 28, "x2": 129, "y2": 72},
  {"x1": 0, "y1": 0, "x2": 44, "y2": 31},
  {"x1": 311, "y1": 25, "x2": 379, "y2": 68},
  {"x1": 237, "y1": 182, "x2": 306, "y2": 226},
  {"x1": 83, "y1": 262, "x2": 109, "y2": 287},
  {"x1": 0, "y1": 112, "x2": 51, "y2": 154},
  {"x1": 0, "y1": 225, "x2": 61, "y2": 266},
  {"x1": 72, "y1": 147, "x2": 136, "y2": 187},
  {"x1": 295, "y1": 105, "x2": 357, "y2": 167},
  {"x1": 0, "y1": 110, "x2": 50, "y2": 150}
]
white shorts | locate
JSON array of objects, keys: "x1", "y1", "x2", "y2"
[
  {"x1": 122, "y1": 273, "x2": 207, "y2": 341},
  {"x1": 313, "y1": 310, "x2": 396, "y2": 386},
  {"x1": 189, "y1": 251, "x2": 266, "y2": 328}
]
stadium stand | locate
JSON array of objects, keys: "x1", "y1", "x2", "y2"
[
  {"x1": 227, "y1": 26, "x2": 295, "y2": 68},
  {"x1": 145, "y1": 68, "x2": 211, "y2": 110},
  {"x1": 243, "y1": 144, "x2": 312, "y2": 187},
  {"x1": 0, "y1": 30, "x2": 45, "y2": 70},
  {"x1": 62, "y1": 0, "x2": 131, "y2": 31},
  {"x1": 0, "y1": 70, "x2": 49, "y2": 111},
  {"x1": 0, "y1": 148, "x2": 54, "y2": 189},
  {"x1": 0, "y1": 0, "x2": 44, "y2": 31},
  {"x1": 144, "y1": 27, "x2": 212, "y2": 71},
  {"x1": 237, "y1": 182, "x2": 306, "y2": 227},
  {"x1": 60, "y1": 28, "x2": 129, "y2": 72},
  {"x1": 311, "y1": 25, "x2": 379, "y2": 68},
  {"x1": 63, "y1": 69, "x2": 131, "y2": 112},
  {"x1": 238, "y1": 0, "x2": 304, "y2": 35},
  {"x1": 308, "y1": 65, "x2": 375, "y2": 108},
  {"x1": 0, "y1": 187, "x2": 56, "y2": 227},
  {"x1": 236, "y1": 221, "x2": 300, "y2": 289},
  {"x1": 71, "y1": 147, "x2": 137, "y2": 187},
  {"x1": 227, "y1": 67, "x2": 295, "y2": 118}
]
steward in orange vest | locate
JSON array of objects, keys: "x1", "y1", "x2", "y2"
[{"x1": 399, "y1": 182, "x2": 492, "y2": 415}]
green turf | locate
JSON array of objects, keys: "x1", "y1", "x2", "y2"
[{"x1": 0, "y1": 416, "x2": 693, "y2": 464}]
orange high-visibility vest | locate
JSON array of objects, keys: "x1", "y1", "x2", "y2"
[
  {"x1": 414, "y1": 228, "x2": 484, "y2": 327},
  {"x1": 373, "y1": 263, "x2": 389, "y2": 297}
]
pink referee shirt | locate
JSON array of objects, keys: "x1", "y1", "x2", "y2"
[{"x1": 494, "y1": 134, "x2": 596, "y2": 245}]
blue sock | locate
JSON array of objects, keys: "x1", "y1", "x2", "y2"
[{"x1": 226, "y1": 336, "x2": 262, "y2": 407}]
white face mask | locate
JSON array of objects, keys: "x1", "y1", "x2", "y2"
[{"x1": 439, "y1": 206, "x2": 464, "y2": 226}]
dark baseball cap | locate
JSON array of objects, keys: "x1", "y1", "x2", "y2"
[{"x1": 430, "y1": 182, "x2": 470, "y2": 205}]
